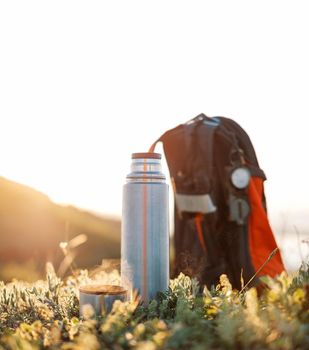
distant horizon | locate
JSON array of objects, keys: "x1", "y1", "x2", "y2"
[
  {"x1": 2, "y1": 173, "x2": 308, "y2": 235},
  {"x1": 2, "y1": 171, "x2": 307, "y2": 272}
]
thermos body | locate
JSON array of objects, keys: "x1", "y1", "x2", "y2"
[{"x1": 121, "y1": 153, "x2": 169, "y2": 303}]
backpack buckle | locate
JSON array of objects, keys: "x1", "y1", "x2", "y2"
[
  {"x1": 228, "y1": 194, "x2": 250, "y2": 225},
  {"x1": 175, "y1": 193, "x2": 217, "y2": 214}
]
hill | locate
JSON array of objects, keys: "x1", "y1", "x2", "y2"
[{"x1": 0, "y1": 177, "x2": 120, "y2": 281}]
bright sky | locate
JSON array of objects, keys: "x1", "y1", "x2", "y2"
[{"x1": 0, "y1": 1, "x2": 308, "y2": 234}]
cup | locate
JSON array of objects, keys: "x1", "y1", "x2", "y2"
[{"x1": 79, "y1": 285, "x2": 127, "y2": 318}]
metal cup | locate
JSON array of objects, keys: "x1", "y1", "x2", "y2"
[{"x1": 79, "y1": 285, "x2": 127, "y2": 318}]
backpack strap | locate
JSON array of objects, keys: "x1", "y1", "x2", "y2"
[
  {"x1": 194, "y1": 213, "x2": 207, "y2": 253},
  {"x1": 186, "y1": 115, "x2": 220, "y2": 253},
  {"x1": 217, "y1": 117, "x2": 266, "y2": 179},
  {"x1": 199, "y1": 115, "x2": 221, "y2": 186},
  {"x1": 149, "y1": 139, "x2": 160, "y2": 153},
  {"x1": 149, "y1": 116, "x2": 216, "y2": 253}
]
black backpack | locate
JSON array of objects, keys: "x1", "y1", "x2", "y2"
[{"x1": 150, "y1": 114, "x2": 284, "y2": 289}]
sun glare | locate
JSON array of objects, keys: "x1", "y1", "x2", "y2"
[{"x1": 0, "y1": 1, "x2": 308, "y2": 230}]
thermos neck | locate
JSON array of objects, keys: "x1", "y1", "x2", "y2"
[{"x1": 126, "y1": 153, "x2": 166, "y2": 183}]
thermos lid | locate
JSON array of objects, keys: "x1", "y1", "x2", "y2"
[
  {"x1": 132, "y1": 152, "x2": 161, "y2": 159},
  {"x1": 79, "y1": 284, "x2": 127, "y2": 295}
]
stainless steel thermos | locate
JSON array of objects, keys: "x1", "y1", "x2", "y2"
[{"x1": 121, "y1": 152, "x2": 169, "y2": 303}]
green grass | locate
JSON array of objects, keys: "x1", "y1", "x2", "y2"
[{"x1": 1, "y1": 263, "x2": 309, "y2": 349}]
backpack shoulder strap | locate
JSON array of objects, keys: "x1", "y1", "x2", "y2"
[
  {"x1": 197, "y1": 116, "x2": 220, "y2": 185},
  {"x1": 217, "y1": 117, "x2": 266, "y2": 179}
]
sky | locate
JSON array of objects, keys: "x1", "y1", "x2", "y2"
[{"x1": 0, "y1": 1, "x2": 308, "y2": 240}]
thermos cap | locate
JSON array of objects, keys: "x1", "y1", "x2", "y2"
[
  {"x1": 79, "y1": 284, "x2": 127, "y2": 295},
  {"x1": 79, "y1": 285, "x2": 127, "y2": 317},
  {"x1": 132, "y1": 152, "x2": 161, "y2": 159}
]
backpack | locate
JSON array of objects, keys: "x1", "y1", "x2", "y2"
[{"x1": 150, "y1": 114, "x2": 285, "y2": 289}]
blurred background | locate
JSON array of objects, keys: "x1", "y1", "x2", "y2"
[{"x1": 0, "y1": 1, "x2": 308, "y2": 281}]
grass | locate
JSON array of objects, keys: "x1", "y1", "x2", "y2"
[{"x1": 1, "y1": 263, "x2": 309, "y2": 349}]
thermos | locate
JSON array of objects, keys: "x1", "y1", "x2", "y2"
[{"x1": 121, "y1": 152, "x2": 169, "y2": 303}]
